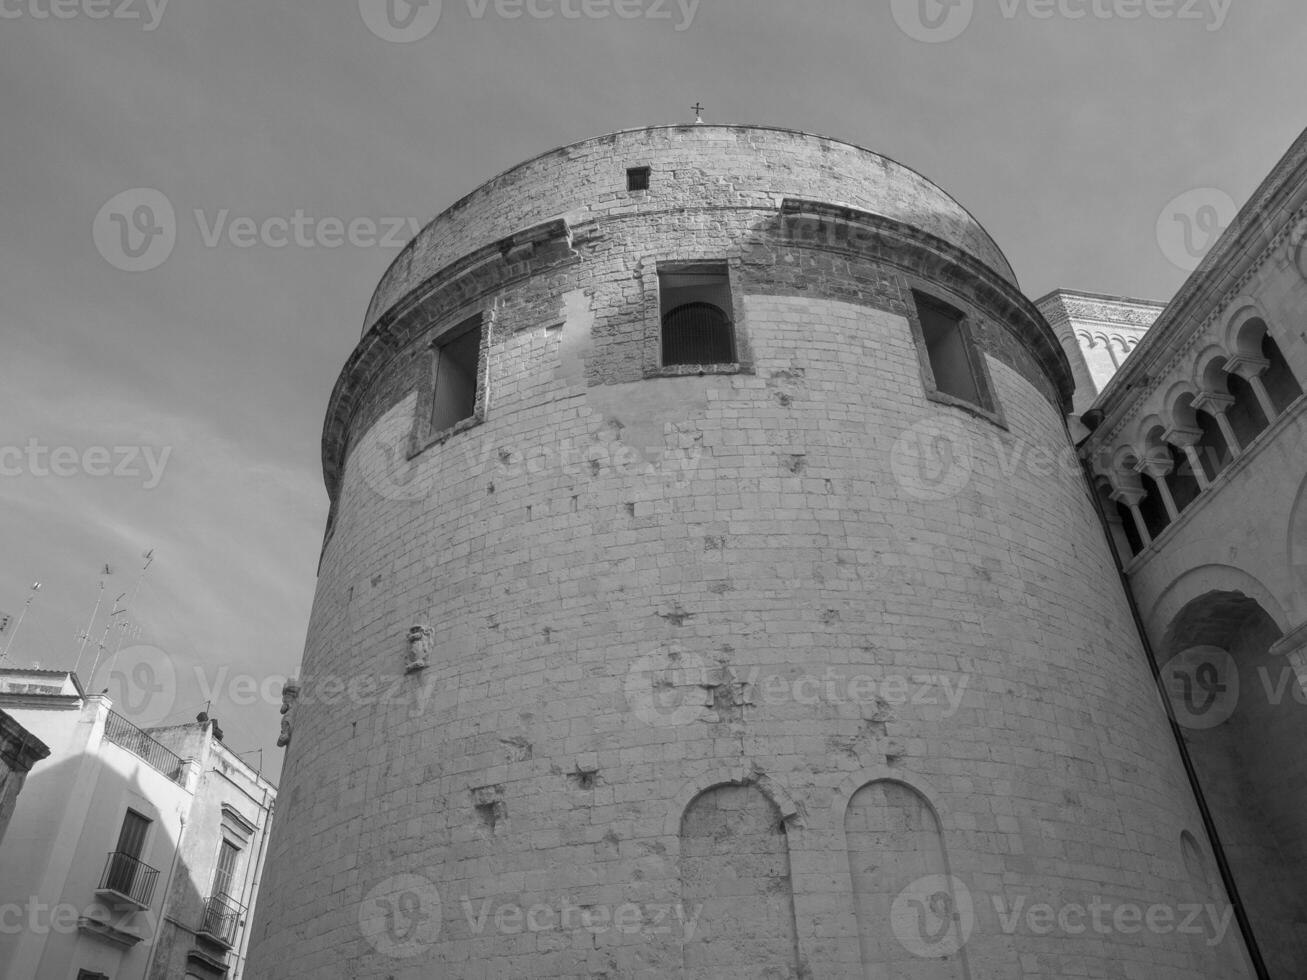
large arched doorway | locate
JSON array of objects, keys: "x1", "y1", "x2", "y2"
[{"x1": 1160, "y1": 591, "x2": 1307, "y2": 978}]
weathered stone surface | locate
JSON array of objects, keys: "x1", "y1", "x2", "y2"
[{"x1": 247, "y1": 125, "x2": 1251, "y2": 980}]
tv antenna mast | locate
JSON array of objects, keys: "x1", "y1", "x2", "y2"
[
  {"x1": 102, "y1": 550, "x2": 155, "y2": 686},
  {"x1": 73, "y1": 566, "x2": 113, "y2": 675},
  {"x1": 1, "y1": 582, "x2": 43, "y2": 664},
  {"x1": 85, "y1": 592, "x2": 128, "y2": 690}
]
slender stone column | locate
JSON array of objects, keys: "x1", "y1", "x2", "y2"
[
  {"x1": 1227, "y1": 352, "x2": 1278, "y2": 422},
  {"x1": 1163, "y1": 425, "x2": 1210, "y2": 489},
  {"x1": 1110, "y1": 485, "x2": 1151, "y2": 550},
  {"x1": 1194, "y1": 391, "x2": 1242, "y2": 456},
  {"x1": 1136, "y1": 453, "x2": 1179, "y2": 522}
]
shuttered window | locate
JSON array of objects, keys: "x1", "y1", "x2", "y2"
[
  {"x1": 116, "y1": 809, "x2": 150, "y2": 859},
  {"x1": 213, "y1": 839, "x2": 240, "y2": 899}
]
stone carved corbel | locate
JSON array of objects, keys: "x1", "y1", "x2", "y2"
[{"x1": 277, "y1": 679, "x2": 300, "y2": 748}]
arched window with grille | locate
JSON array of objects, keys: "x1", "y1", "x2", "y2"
[
  {"x1": 662, "y1": 301, "x2": 735, "y2": 365},
  {"x1": 658, "y1": 262, "x2": 737, "y2": 367}
]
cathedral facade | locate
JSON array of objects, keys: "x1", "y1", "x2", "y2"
[{"x1": 245, "y1": 125, "x2": 1306, "y2": 979}]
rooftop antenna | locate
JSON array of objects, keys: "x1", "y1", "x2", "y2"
[
  {"x1": 85, "y1": 593, "x2": 128, "y2": 690},
  {"x1": 1, "y1": 582, "x2": 43, "y2": 664},
  {"x1": 73, "y1": 565, "x2": 113, "y2": 674},
  {"x1": 104, "y1": 549, "x2": 154, "y2": 683},
  {"x1": 692, "y1": 102, "x2": 706, "y2": 124},
  {"x1": 233, "y1": 747, "x2": 264, "y2": 775}
]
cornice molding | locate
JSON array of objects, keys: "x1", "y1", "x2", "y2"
[
  {"x1": 1089, "y1": 198, "x2": 1307, "y2": 450},
  {"x1": 1088, "y1": 125, "x2": 1307, "y2": 449},
  {"x1": 322, "y1": 200, "x2": 1076, "y2": 504},
  {"x1": 0, "y1": 709, "x2": 50, "y2": 771}
]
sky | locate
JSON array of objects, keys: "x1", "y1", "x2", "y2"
[{"x1": 1, "y1": 0, "x2": 1303, "y2": 783}]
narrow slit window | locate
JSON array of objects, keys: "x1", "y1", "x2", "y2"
[
  {"x1": 431, "y1": 316, "x2": 483, "y2": 434},
  {"x1": 659, "y1": 263, "x2": 736, "y2": 367},
  {"x1": 915, "y1": 293, "x2": 987, "y2": 409},
  {"x1": 627, "y1": 167, "x2": 651, "y2": 191}
]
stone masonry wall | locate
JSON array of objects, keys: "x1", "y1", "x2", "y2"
[
  {"x1": 363, "y1": 126, "x2": 1018, "y2": 334},
  {"x1": 246, "y1": 129, "x2": 1244, "y2": 980}
]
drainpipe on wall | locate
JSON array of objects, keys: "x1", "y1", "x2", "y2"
[
  {"x1": 140, "y1": 807, "x2": 188, "y2": 980},
  {"x1": 1075, "y1": 441, "x2": 1270, "y2": 980},
  {"x1": 230, "y1": 787, "x2": 274, "y2": 980}
]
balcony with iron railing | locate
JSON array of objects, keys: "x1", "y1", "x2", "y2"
[
  {"x1": 196, "y1": 893, "x2": 245, "y2": 949},
  {"x1": 102, "y1": 710, "x2": 185, "y2": 783},
  {"x1": 95, "y1": 851, "x2": 159, "y2": 911}
]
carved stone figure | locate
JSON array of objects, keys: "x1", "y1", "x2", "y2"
[
  {"x1": 276, "y1": 679, "x2": 300, "y2": 748},
  {"x1": 407, "y1": 625, "x2": 433, "y2": 674}
]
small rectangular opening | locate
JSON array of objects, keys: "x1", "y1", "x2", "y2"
[
  {"x1": 916, "y1": 293, "x2": 984, "y2": 408},
  {"x1": 658, "y1": 263, "x2": 735, "y2": 366},
  {"x1": 627, "y1": 167, "x2": 651, "y2": 192},
  {"x1": 431, "y1": 316, "x2": 483, "y2": 433}
]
